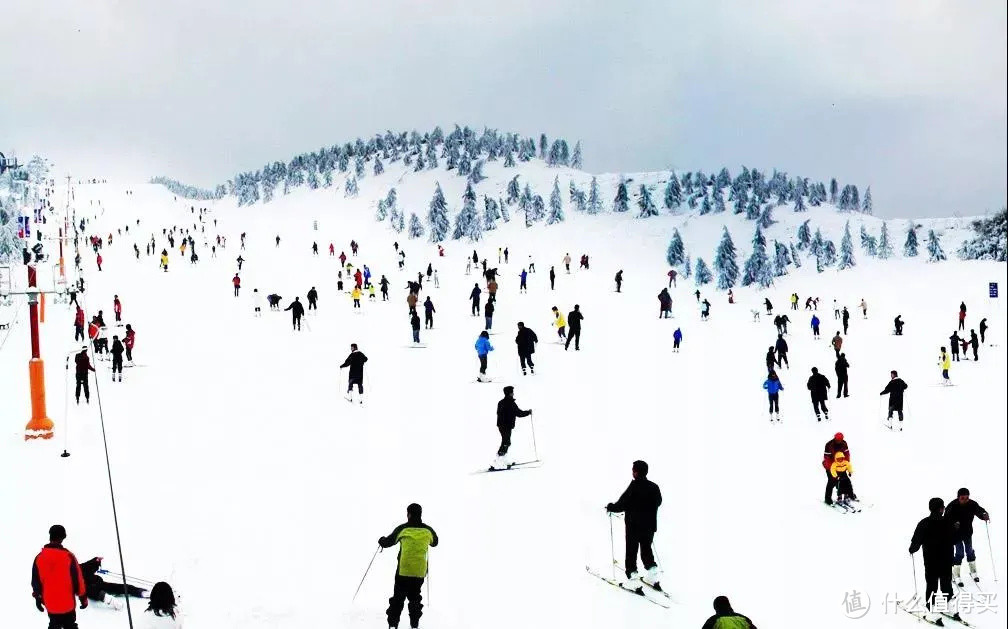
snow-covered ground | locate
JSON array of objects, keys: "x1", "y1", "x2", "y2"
[{"x1": 1, "y1": 175, "x2": 1006, "y2": 629}]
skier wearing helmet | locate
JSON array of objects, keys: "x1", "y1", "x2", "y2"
[{"x1": 822, "y1": 433, "x2": 853, "y2": 505}]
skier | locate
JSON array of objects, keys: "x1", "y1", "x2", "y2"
[
  {"x1": 515, "y1": 322, "x2": 538, "y2": 375},
  {"x1": 527, "y1": 255, "x2": 535, "y2": 272},
  {"x1": 74, "y1": 305, "x2": 85, "y2": 342},
  {"x1": 549, "y1": 266, "x2": 556, "y2": 290},
  {"x1": 237, "y1": 255, "x2": 244, "y2": 270},
  {"x1": 433, "y1": 269, "x2": 439, "y2": 288},
  {"x1": 312, "y1": 242, "x2": 318, "y2": 255},
  {"x1": 909, "y1": 498, "x2": 958, "y2": 625},
  {"x1": 775, "y1": 334, "x2": 789, "y2": 368},
  {"x1": 565, "y1": 304, "x2": 584, "y2": 351},
  {"x1": 944, "y1": 488, "x2": 990, "y2": 587},
  {"x1": 124, "y1": 325, "x2": 135, "y2": 363},
  {"x1": 329, "y1": 243, "x2": 334, "y2": 256},
  {"x1": 833, "y1": 299, "x2": 840, "y2": 320},
  {"x1": 763, "y1": 370, "x2": 783, "y2": 421},
  {"x1": 339, "y1": 343, "x2": 368, "y2": 403},
  {"x1": 253, "y1": 288, "x2": 263, "y2": 317},
  {"x1": 369, "y1": 284, "x2": 376, "y2": 301},
  {"x1": 378, "y1": 503, "x2": 438, "y2": 629},
  {"x1": 667, "y1": 268, "x2": 676, "y2": 288},
  {"x1": 284, "y1": 297, "x2": 305, "y2": 331},
  {"x1": 790, "y1": 293, "x2": 798, "y2": 310},
  {"x1": 700, "y1": 298, "x2": 711, "y2": 321},
  {"x1": 959, "y1": 301, "x2": 966, "y2": 330},
  {"x1": 551, "y1": 306, "x2": 566, "y2": 340},
  {"x1": 487, "y1": 278, "x2": 498, "y2": 302},
  {"x1": 811, "y1": 314, "x2": 821, "y2": 338},
  {"x1": 110, "y1": 335, "x2": 124, "y2": 382},
  {"x1": 307, "y1": 286, "x2": 318, "y2": 311},
  {"x1": 351, "y1": 286, "x2": 362, "y2": 309},
  {"x1": 606, "y1": 460, "x2": 663, "y2": 593},
  {"x1": 32, "y1": 524, "x2": 88, "y2": 628},
  {"x1": 879, "y1": 370, "x2": 909, "y2": 428},
  {"x1": 695, "y1": 289, "x2": 701, "y2": 302},
  {"x1": 765, "y1": 347, "x2": 776, "y2": 373},
  {"x1": 339, "y1": 251, "x2": 347, "y2": 266},
  {"x1": 615, "y1": 270, "x2": 623, "y2": 293},
  {"x1": 834, "y1": 353, "x2": 849, "y2": 398},
  {"x1": 380, "y1": 275, "x2": 390, "y2": 301},
  {"x1": 423, "y1": 297, "x2": 435, "y2": 329},
  {"x1": 96, "y1": 253, "x2": 102, "y2": 271},
  {"x1": 701, "y1": 596, "x2": 757, "y2": 629},
  {"x1": 470, "y1": 283, "x2": 481, "y2": 316},
  {"x1": 113, "y1": 295, "x2": 122, "y2": 322},
  {"x1": 75, "y1": 347, "x2": 95, "y2": 404},
  {"x1": 672, "y1": 328, "x2": 682, "y2": 352},
  {"x1": 969, "y1": 329, "x2": 979, "y2": 361},
  {"x1": 829, "y1": 452, "x2": 855, "y2": 506},
  {"x1": 806, "y1": 367, "x2": 831, "y2": 421},
  {"x1": 484, "y1": 300, "x2": 494, "y2": 330},
  {"x1": 406, "y1": 292, "x2": 418, "y2": 317},
  {"x1": 823, "y1": 433, "x2": 852, "y2": 505},
  {"x1": 519, "y1": 269, "x2": 528, "y2": 293},
  {"x1": 894, "y1": 315, "x2": 905, "y2": 335},
  {"x1": 410, "y1": 311, "x2": 421, "y2": 344},
  {"x1": 859, "y1": 298, "x2": 867, "y2": 318},
  {"x1": 232, "y1": 273, "x2": 241, "y2": 297},
  {"x1": 940, "y1": 347, "x2": 951, "y2": 383},
  {"x1": 160, "y1": 250, "x2": 168, "y2": 271},
  {"x1": 764, "y1": 297, "x2": 772, "y2": 314},
  {"x1": 658, "y1": 288, "x2": 672, "y2": 318},
  {"x1": 728, "y1": 289, "x2": 734, "y2": 304},
  {"x1": 831, "y1": 331, "x2": 843, "y2": 357},
  {"x1": 475, "y1": 331, "x2": 494, "y2": 381},
  {"x1": 564, "y1": 253, "x2": 572, "y2": 273},
  {"x1": 773, "y1": 314, "x2": 784, "y2": 335},
  {"x1": 979, "y1": 318, "x2": 988, "y2": 344},
  {"x1": 494, "y1": 386, "x2": 532, "y2": 463},
  {"x1": 804, "y1": 296, "x2": 813, "y2": 310},
  {"x1": 842, "y1": 307, "x2": 850, "y2": 335}
]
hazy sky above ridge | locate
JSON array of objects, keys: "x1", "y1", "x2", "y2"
[{"x1": 1, "y1": 0, "x2": 1004, "y2": 218}]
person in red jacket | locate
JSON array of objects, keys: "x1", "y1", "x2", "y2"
[
  {"x1": 823, "y1": 432, "x2": 855, "y2": 504},
  {"x1": 328, "y1": 243, "x2": 334, "y2": 256},
  {"x1": 339, "y1": 251, "x2": 347, "y2": 266},
  {"x1": 124, "y1": 324, "x2": 135, "y2": 363},
  {"x1": 354, "y1": 269, "x2": 363, "y2": 289},
  {"x1": 113, "y1": 295, "x2": 122, "y2": 322},
  {"x1": 232, "y1": 273, "x2": 241, "y2": 297},
  {"x1": 96, "y1": 253, "x2": 102, "y2": 271},
  {"x1": 32, "y1": 524, "x2": 87, "y2": 628},
  {"x1": 73, "y1": 306, "x2": 85, "y2": 342}
]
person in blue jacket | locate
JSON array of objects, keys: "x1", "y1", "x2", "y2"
[
  {"x1": 763, "y1": 370, "x2": 783, "y2": 421},
  {"x1": 519, "y1": 269, "x2": 528, "y2": 293},
  {"x1": 673, "y1": 328, "x2": 682, "y2": 352},
  {"x1": 475, "y1": 331, "x2": 494, "y2": 381},
  {"x1": 811, "y1": 314, "x2": 821, "y2": 339}
]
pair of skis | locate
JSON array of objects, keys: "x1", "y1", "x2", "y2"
[
  {"x1": 475, "y1": 459, "x2": 542, "y2": 474},
  {"x1": 585, "y1": 563, "x2": 675, "y2": 608},
  {"x1": 827, "y1": 498, "x2": 870, "y2": 514},
  {"x1": 897, "y1": 601, "x2": 975, "y2": 627}
]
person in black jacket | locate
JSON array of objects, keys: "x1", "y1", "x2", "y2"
[
  {"x1": 775, "y1": 334, "x2": 788, "y2": 368},
  {"x1": 944, "y1": 488, "x2": 990, "y2": 586},
  {"x1": 515, "y1": 322, "x2": 538, "y2": 375},
  {"x1": 834, "y1": 353, "x2": 849, "y2": 398},
  {"x1": 307, "y1": 286, "x2": 318, "y2": 310},
  {"x1": 284, "y1": 297, "x2": 305, "y2": 331},
  {"x1": 764, "y1": 347, "x2": 776, "y2": 373},
  {"x1": 969, "y1": 329, "x2": 979, "y2": 361},
  {"x1": 949, "y1": 332, "x2": 961, "y2": 362},
  {"x1": 909, "y1": 498, "x2": 958, "y2": 624},
  {"x1": 110, "y1": 335, "x2": 124, "y2": 383},
  {"x1": 880, "y1": 370, "x2": 908, "y2": 427},
  {"x1": 701, "y1": 596, "x2": 758, "y2": 629},
  {"x1": 75, "y1": 348, "x2": 96, "y2": 404},
  {"x1": 423, "y1": 297, "x2": 435, "y2": 329},
  {"x1": 806, "y1": 367, "x2": 831, "y2": 421},
  {"x1": 565, "y1": 305, "x2": 584, "y2": 351},
  {"x1": 894, "y1": 315, "x2": 904, "y2": 335},
  {"x1": 484, "y1": 300, "x2": 494, "y2": 330},
  {"x1": 614, "y1": 270, "x2": 623, "y2": 293},
  {"x1": 606, "y1": 460, "x2": 663, "y2": 591},
  {"x1": 494, "y1": 386, "x2": 532, "y2": 462},
  {"x1": 339, "y1": 344, "x2": 368, "y2": 402}
]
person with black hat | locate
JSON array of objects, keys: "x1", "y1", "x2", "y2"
[
  {"x1": 339, "y1": 343, "x2": 368, "y2": 403},
  {"x1": 515, "y1": 322, "x2": 538, "y2": 375},
  {"x1": 944, "y1": 488, "x2": 990, "y2": 586},
  {"x1": 74, "y1": 347, "x2": 95, "y2": 404},
  {"x1": 806, "y1": 367, "x2": 831, "y2": 421},
  {"x1": 493, "y1": 386, "x2": 532, "y2": 468},
  {"x1": 32, "y1": 524, "x2": 88, "y2": 628},
  {"x1": 606, "y1": 460, "x2": 663, "y2": 592},
  {"x1": 909, "y1": 498, "x2": 959, "y2": 624},
  {"x1": 379, "y1": 503, "x2": 438, "y2": 629},
  {"x1": 701, "y1": 595, "x2": 758, "y2": 629},
  {"x1": 880, "y1": 370, "x2": 908, "y2": 429},
  {"x1": 110, "y1": 334, "x2": 124, "y2": 382}
]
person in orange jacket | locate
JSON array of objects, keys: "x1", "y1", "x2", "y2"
[
  {"x1": 232, "y1": 273, "x2": 241, "y2": 297},
  {"x1": 32, "y1": 524, "x2": 87, "y2": 628}
]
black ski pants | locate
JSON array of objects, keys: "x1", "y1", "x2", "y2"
[
  {"x1": 565, "y1": 327, "x2": 580, "y2": 350},
  {"x1": 924, "y1": 571, "x2": 954, "y2": 612},
  {"x1": 497, "y1": 424, "x2": 512, "y2": 456},
  {"x1": 112, "y1": 355, "x2": 123, "y2": 374},
  {"x1": 125, "y1": 346, "x2": 132, "y2": 362},
  {"x1": 425, "y1": 313, "x2": 433, "y2": 328},
  {"x1": 347, "y1": 377, "x2": 363, "y2": 395},
  {"x1": 824, "y1": 468, "x2": 837, "y2": 503},
  {"x1": 75, "y1": 375, "x2": 89, "y2": 402},
  {"x1": 292, "y1": 315, "x2": 301, "y2": 330},
  {"x1": 519, "y1": 352, "x2": 534, "y2": 371},
  {"x1": 308, "y1": 299, "x2": 317, "y2": 310},
  {"x1": 624, "y1": 528, "x2": 656, "y2": 579},
  {"x1": 777, "y1": 352, "x2": 789, "y2": 368},
  {"x1": 888, "y1": 402, "x2": 904, "y2": 422},
  {"x1": 471, "y1": 299, "x2": 480, "y2": 315},
  {"x1": 46, "y1": 612, "x2": 78, "y2": 629},
  {"x1": 478, "y1": 354, "x2": 488, "y2": 374},
  {"x1": 836, "y1": 374, "x2": 848, "y2": 397},
  {"x1": 768, "y1": 394, "x2": 779, "y2": 414},
  {"x1": 387, "y1": 574, "x2": 424, "y2": 629},
  {"x1": 74, "y1": 324, "x2": 84, "y2": 341},
  {"x1": 812, "y1": 396, "x2": 828, "y2": 417}
]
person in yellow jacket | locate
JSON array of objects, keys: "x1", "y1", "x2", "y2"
[
  {"x1": 368, "y1": 283, "x2": 376, "y2": 300},
  {"x1": 830, "y1": 452, "x2": 855, "y2": 505},
  {"x1": 940, "y1": 346, "x2": 951, "y2": 383},
  {"x1": 351, "y1": 286, "x2": 362, "y2": 309},
  {"x1": 160, "y1": 250, "x2": 169, "y2": 272},
  {"x1": 551, "y1": 306, "x2": 566, "y2": 340},
  {"x1": 379, "y1": 503, "x2": 438, "y2": 629}
]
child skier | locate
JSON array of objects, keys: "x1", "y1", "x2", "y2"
[{"x1": 830, "y1": 452, "x2": 855, "y2": 506}]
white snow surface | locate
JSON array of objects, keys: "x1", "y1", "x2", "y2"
[{"x1": 2, "y1": 171, "x2": 1006, "y2": 629}]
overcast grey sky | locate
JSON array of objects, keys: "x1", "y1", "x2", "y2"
[{"x1": 1, "y1": 0, "x2": 1004, "y2": 218}]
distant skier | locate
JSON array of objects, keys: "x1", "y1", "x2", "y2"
[
  {"x1": 504, "y1": 247, "x2": 509, "y2": 263},
  {"x1": 959, "y1": 301, "x2": 966, "y2": 330},
  {"x1": 804, "y1": 296, "x2": 813, "y2": 310},
  {"x1": 160, "y1": 250, "x2": 169, "y2": 271},
  {"x1": 329, "y1": 243, "x2": 334, "y2": 256},
  {"x1": 565, "y1": 304, "x2": 584, "y2": 351},
  {"x1": 700, "y1": 298, "x2": 711, "y2": 320},
  {"x1": 775, "y1": 334, "x2": 789, "y2": 368},
  {"x1": 672, "y1": 328, "x2": 682, "y2": 352},
  {"x1": 834, "y1": 353, "x2": 849, "y2": 398},
  {"x1": 252, "y1": 288, "x2": 263, "y2": 317},
  {"x1": 339, "y1": 251, "x2": 346, "y2": 266},
  {"x1": 948, "y1": 332, "x2": 961, "y2": 360},
  {"x1": 113, "y1": 295, "x2": 122, "y2": 322},
  {"x1": 829, "y1": 452, "x2": 855, "y2": 507},
  {"x1": 284, "y1": 297, "x2": 305, "y2": 331},
  {"x1": 75, "y1": 347, "x2": 95, "y2": 404},
  {"x1": 487, "y1": 277, "x2": 498, "y2": 302},
  {"x1": 940, "y1": 347, "x2": 951, "y2": 383},
  {"x1": 833, "y1": 299, "x2": 840, "y2": 320},
  {"x1": 763, "y1": 370, "x2": 783, "y2": 421},
  {"x1": 790, "y1": 293, "x2": 798, "y2": 310},
  {"x1": 339, "y1": 343, "x2": 368, "y2": 403},
  {"x1": 667, "y1": 268, "x2": 677, "y2": 288},
  {"x1": 519, "y1": 269, "x2": 528, "y2": 293},
  {"x1": 74, "y1": 306, "x2": 85, "y2": 341},
  {"x1": 466, "y1": 283, "x2": 481, "y2": 315},
  {"x1": 484, "y1": 300, "x2": 495, "y2": 330},
  {"x1": 944, "y1": 488, "x2": 990, "y2": 587},
  {"x1": 606, "y1": 460, "x2": 663, "y2": 593},
  {"x1": 764, "y1": 297, "x2": 772, "y2": 314},
  {"x1": 380, "y1": 275, "x2": 389, "y2": 301},
  {"x1": 773, "y1": 314, "x2": 784, "y2": 335},
  {"x1": 96, "y1": 253, "x2": 102, "y2": 271},
  {"x1": 823, "y1": 432, "x2": 852, "y2": 505},
  {"x1": 859, "y1": 298, "x2": 867, "y2": 318},
  {"x1": 894, "y1": 315, "x2": 904, "y2": 335},
  {"x1": 552, "y1": 306, "x2": 566, "y2": 339},
  {"x1": 806, "y1": 367, "x2": 831, "y2": 421},
  {"x1": 410, "y1": 311, "x2": 421, "y2": 344},
  {"x1": 549, "y1": 266, "x2": 556, "y2": 290},
  {"x1": 564, "y1": 253, "x2": 572, "y2": 273},
  {"x1": 515, "y1": 322, "x2": 538, "y2": 375},
  {"x1": 841, "y1": 307, "x2": 850, "y2": 334},
  {"x1": 494, "y1": 386, "x2": 531, "y2": 464},
  {"x1": 701, "y1": 596, "x2": 757, "y2": 629},
  {"x1": 110, "y1": 335, "x2": 124, "y2": 383},
  {"x1": 811, "y1": 314, "x2": 821, "y2": 338},
  {"x1": 880, "y1": 370, "x2": 908, "y2": 427},
  {"x1": 232, "y1": 273, "x2": 241, "y2": 297},
  {"x1": 351, "y1": 286, "x2": 362, "y2": 308},
  {"x1": 614, "y1": 270, "x2": 623, "y2": 293},
  {"x1": 831, "y1": 332, "x2": 843, "y2": 357},
  {"x1": 32, "y1": 524, "x2": 88, "y2": 628},
  {"x1": 423, "y1": 297, "x2": 435, "y2": 329},
  {"x1": 969, "y1": 330, "x2": 979, "y2": 361},
  {"x1": 124, "y1": 325, "x2": 135, "y2": 363},
  {"x1": 909, "y1": 498, "x2": 957, "y2": 625},
  {"x1": 307, "y1": 286, "x2": 318, "y2": 311},
  {"x1": 658, "y1": 288, "x2": 672, "y2": 318},
  {"x1": 694, "y1": 289, "x2": 700, "y2": 302},
  {"x1": 312, "y1": 242, "x2": 318, "y2": 255},
  {"x1": 475, "y1": 331, "x2": 494, "y2": 381},
  {"x1": 979, "y1": 318, "x2": 988, "y2": 344},
  {"x1": 237, "y1": 255, "x2": 244, "y2": 270},
  {"x1": 378, "y1": 503, "x2": 438, "y2": 629}
]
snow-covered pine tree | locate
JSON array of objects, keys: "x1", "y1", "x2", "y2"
[
  {"x1": 683, "y1": 254, "x2": 692, "y2": 278},
  {"x1": 773, "y1": 240, "x2": 791, "y2": 277},
  {"x1": 790, "y1": 242, "x2": 802, "y2": 268},
  {"x1": 408, "y1": 213, "x2": 424, "y2": 239},
  {"x1": 926, "y1": 229, "x2": 946, "y2": 262},
  {"x1": 957, "y1": 208, "x2": 1007, "y2": 261},
  {"x1": 531, "y1": 195, "x2": 546, "y2": 223},
  {"x1": 713, "y1": 227, "x2": 739, "y2": 290},
  {"x1": 664, "y1": 176, "x2": 682, "y2": 211},
  {"x1": 862, "y1": 186, "x2": 873, "y2": 215},
  {"x1": 453, "y1": 183, "x2": 481, "y2": 240},
  {"x1": 499, "y1": 197, "x2": 511, "y2": 223},
  {"x1": 355, "y1": 156, "x2": 365, "y2": 179},
  {"x1": 613, "y1": 180, "x2": 630, "y2": 213},
  {"x1": 484, "y1": 196, "x2": 500, "y2": 231},
  {"x1": 758, "y1": 205, "x2": 775, "y2": 229},
  {"x1": 394, "y1": 210, "x2": 405, "y2": 233},
  {"x1": 859, "y1": 225, "x2": 877, "y2": 257},
  {"x1": 376, "y1": 199, "x2": 388, "y2": 222},
  {"x1": 638, "y1": 185, "x2": 658, "y2": 218},
  {"x1": 587, "y1": 177, "x2": 602, "y2": 215},
  {"x1": 742, "y1": 227, "x2": 773, "y2": 288},
  {"x1": 506, "y1": 176, "x2": 521, "y2": 205},
  {"x1": 547, "y1": 177, "x2": 565, "y2": 225},
  {"x1": 694, "y1": 257, "x2": 713, "y2": 285},
  {"x1": 793, "y1": 193, "x2": 806, "y2": 212},
  {"x1": 0, "y1": 210, "x2": 20, "y2": 264},
  {"x1": 904, "y1": 223, "x2": 919, "y2": 257},
  {"x1": 878, "y1": 222, "x2": 893, "y2": 259},
  {"x1": 796, "y1": 220, "x2": 812, "y2": 250},
  {"x1": 810, "y1": 228, "x2": 825, "y2": 260},
  {"x1": 666, "y1": 229, "x2": 685, "y2": 266},
  {"x1": 427, "y1": 183, "x2": 450, "y2": 243},
  {"x1": 503, "y1": 148, "x2": 515, "y2": 167},
  {"x1": 519, "y1": 184, "x2": 534, "y2": 225},
  {"x1": 838, "y1": 221, "x2": 855, "y2": 269},
  {"x1": 468, "y1": 159, "x2": 486, "y2": 184},
  {"x1": 571, "y1": 141, "x2": 583, "y2": 169},
  {"x1": 344, "y1": 174, "x2": 358, "y2": 198},
  {"x1": 745, "y1": 195, "x2": 761, "y2": 221},
  {"x1": 373, "y1": 156, "x2": 384, "y2": 176},
  {"x1": 386, "y1": 187, "x2": 398, "y2": 210},
  {"x1": 457, "y1": 152, "x2": 471, "y2": 176},
  {"x1": 821, "y1": 240, "x2": 837, "y2": 267},
  {"x1": 712, "y1": 187, "x2": 726, "y2": 213}
]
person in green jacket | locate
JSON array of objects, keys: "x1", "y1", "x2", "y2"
[
  {"x1": 701, "y1": 596, "x2": 758, "y2": 629},
  {"x1": 379, "y1": 503, "x2": 438, "y2": 629}
]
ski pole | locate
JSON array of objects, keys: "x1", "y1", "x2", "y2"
[
  {"x1": 609, "y1": 513, "x2": 616, "y2": 580},
  {"x1": 986, "y1": 521, "x2": 998, "y2": 582},
  {"x1": 528, "y1": 412, "x2": 540, "y2": 461},
  {"x1": 910, "y1": 552, "x2": 918, "y2": 593},
  {"x1": 352, "y1": 546, "x2": 381, "y2": 602},
  {"x1": 61, "y1": 356, "x2": 70, "y2": 457}
]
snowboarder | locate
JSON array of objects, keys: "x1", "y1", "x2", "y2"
[
  {"x1": 484, "y1": 300, "x2": 495, "y2": 330},
  {"x1": 378, "y1": 503, "x2": 438, "y2": 629},
  {"x1": 823, "y1": 433, "x2": 852, "y2": 504},
  {"x1": 475, "y1": 331, "x2": 494, "y2": 380},
  {"x1": 232, "y1": 273, "x2": 241, "y2": 297},
  {"x1": 764, "y1": 297, "x2": 772, "y2": 314},
  {"x1": 658, "y1": 289, "x2": 672, "y2": 318},
  {"x1": 423, "y1": 297, "x2": 435, "y2": 329},
  {"x1": 284, "y1": 297, "x2": 305, "y2": 331},
  {"x1": 909, "y1": 498, "x2": 957, "y2": 625},
  {"x1": 672, "y1": 328, "x2": 682, "y2": 352},
  {"x1": 811, "y1": 314, "x2": 821, "y2": 338},
  {"x1": 552, "y1": 306, "x2": 566, "y2": 339},
  {"x1": 940, "y1": 347, "x2": 951, "y2": 383},
  {"x1": 943, "y1": 488, "x2": 990, "y2": 587},
  {"x1": 410, "y1": 311, "x2": 421, "y2": 344},
  {"x1": 806, "y1": 367, "x2": 831, "y2": 421},
  {"x1": 113, "y1": 295, "x2": 122, "y2": 322},
  {"x1": 894, "y1": 315, "x2": 904, "y2": 335},
  {"x1": 701, "y1": 596, "x2": 757, "y2": 629},
  {"x1": 606, "y1": 460, "x2": 663, "y2": 592},
  {"x1": 515, "y1": 322, "x2": 538, "y2": 375},
  {"x1": 700, "y1": 299, "x2": 711, "y2": 320},
  {"x1": 74, "y1": 347, "x2": 95, "y2": 404},
  {"x1": 307, "y1": 286, "x2": 318, "y2": 311},
  {"x1": 124, "y1": 325, "x2": 135, "y2": 363},
  {"x1": 775, "y1": 334, "x2": 789, "y2": 368},
  {"x1": 32, "y1": 524, "x2": 88, "y2": 628},
  {"x1": 110, "y1": 335, "x2": 124, "y2": 382},
  {"x1": 495, "y1": 386, "x2": 531, "y2": 460},
  {"x1": 959, "y1": 301, "x2": 966, "y2": 330},
  {"x1": 841, "y1": 307, "x2": 850, "y2": 334},
  {"x1": 763, "y1": 370, "x2": 783, "y2": 421},
  {"x1": 615, "y1": 270, "x2": 623, "y2": 293},
  {"x1": 565, "y1": 304, "x2": 583, "y2": 351},
  {"x1": 834, "y1": 353, "x2": 849, "y2": 398},
  {"x1": 339, "y1": 343, "x2": 368, "y2": 403},
  {"x1": 880, "y1": 370, "x2": 909, "y2": 427},
  {"x1": 829, "y1": 452, "x2": 855, "y2": 506}
]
